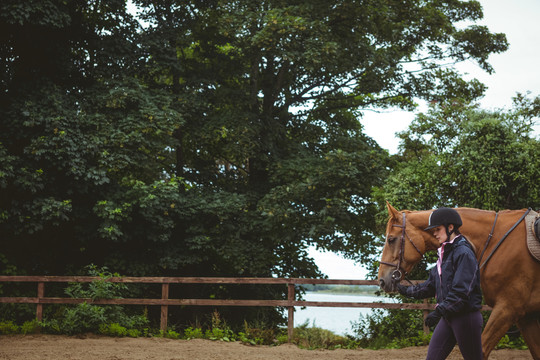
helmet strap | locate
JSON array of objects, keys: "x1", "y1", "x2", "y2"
[{"x1": 445, "y1": 225, "x2": 455, "y2": 242}]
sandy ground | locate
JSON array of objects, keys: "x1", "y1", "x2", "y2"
[{"x1": 0, "y1": 335, "x2": 531, "y2": 360}]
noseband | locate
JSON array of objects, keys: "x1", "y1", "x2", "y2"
[{"x1": 380, "y1": 212, "x2": 423, "y2": 282}]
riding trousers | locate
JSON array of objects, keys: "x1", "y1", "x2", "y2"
[{"x1": 427, "y1": 310, "x2": 483, "y2": 360}]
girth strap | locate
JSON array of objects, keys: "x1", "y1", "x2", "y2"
[{"x1": 479, "y1": 208, "x2": 531, "y2": 270}]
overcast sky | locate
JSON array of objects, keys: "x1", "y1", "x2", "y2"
[{"x1": 313, "y1": 0, "x2": 540, "y2": 279}]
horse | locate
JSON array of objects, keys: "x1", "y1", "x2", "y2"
[{"x1": 378, "y1": 202, "x2": 540, "y2": 359}]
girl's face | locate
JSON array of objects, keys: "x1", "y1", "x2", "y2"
[{"x1": 432, "y1": 224, "x2": 454, "y2": 245}]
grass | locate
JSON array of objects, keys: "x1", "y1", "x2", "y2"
[{"x1": 0, "y1": 314, "x2": 528, "y2": 352}]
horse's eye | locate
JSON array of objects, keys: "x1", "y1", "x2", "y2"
[{"x1": 387, "y1": 236, "x2": 398, "y2": 244}]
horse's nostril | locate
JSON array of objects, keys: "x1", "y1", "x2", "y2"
[{"x1": 379, "y1": 279, "x2": 385, "y2": 288}]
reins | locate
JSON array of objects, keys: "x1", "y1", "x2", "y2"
[
  {"x1": 380, "y1": 212, "x2": 423, "y2": 284},
  {"x1": 478, "y1": 208, "x2": 531, "y2": 270}
]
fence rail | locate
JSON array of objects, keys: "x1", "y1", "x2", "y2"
[{"x1": 0, "y1": 276, "x2": 490, "y2": 340}]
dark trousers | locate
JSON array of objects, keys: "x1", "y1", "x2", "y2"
[{"x1": 426, "y1": 311, "x2": 483, "y2": 360}]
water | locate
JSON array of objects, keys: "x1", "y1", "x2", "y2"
[{"x1": 293, "y1": 292, "x2": 396, "y2": 336}]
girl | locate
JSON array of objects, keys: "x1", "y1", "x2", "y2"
[{"x1": 398, "y1": 207, "x2": 483, "y2": 360}]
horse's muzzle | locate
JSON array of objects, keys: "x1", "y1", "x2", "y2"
[
  {"x1": 379, "y1": 271, "x2": 400, "y2": 293},
  {"x1": 379, "y1": 277, "x2": 394, "y2": 293}
]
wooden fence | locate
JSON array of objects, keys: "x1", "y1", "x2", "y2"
[{"x1": 0, "y1": 276, "x2": 489, "y2": 340}]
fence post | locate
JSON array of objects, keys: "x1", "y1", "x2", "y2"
[
  {"x1": 36, "y1": 282, "x2": 44, "y2": 322},
  {"x1": 422, "y1": 298, "x2": 429, "y2": 334},
  {"x1": 160, "y1": 283, "x2": 169, "y2": 333},
  {"x1": 287, "y1": 283, "x2": 295, "y2": 343}
]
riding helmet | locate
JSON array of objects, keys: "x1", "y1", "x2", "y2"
[{"x1": 424, "y1": 207, "x2": 462, "y2": 230}]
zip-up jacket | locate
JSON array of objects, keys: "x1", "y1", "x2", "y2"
[{"x1": 402, "y1": 235, "x2": 482, "y2": 318}]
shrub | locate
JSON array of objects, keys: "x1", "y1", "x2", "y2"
[
  {"x1": 352, "y1": 308, "x2": 425, "y2": 349},
  {"x1": 99, "y1": 323, "x2": 127, "y2": 337},
  {"x1": 40, "y1": 265, "x2": 148, "y2": 335},
  {"x1": 183, "y1": 326, "x2": 204, "y2": 339},
  {"x1": 0, "y1": 320, "x2": 19, "y2": 335},
  {"x1": 20, "y1": 319, "x2": 41, "y2": 334},
  {"x1": 127, "y1": 329, "x2": 142, "y2": 338},
  {"x1": 164, "y1": 329, "x2": 181, "y2": 339},
  {"x1": 291, "y1": 321, "x2": 349, "y2": 349},
  {"x1": 496, "y1": 333, "x2": 528, "y2": 350},
  {"x1": 61, "y1": 302, "x2": 106, "y2": 334},
  {"x1": 238, "y1": 321, "x2": 276, "y2": 345}
]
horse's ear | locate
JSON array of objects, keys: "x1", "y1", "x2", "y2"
[{"x1": 386, "y1": 201, "x2": 400, "y2": 219}]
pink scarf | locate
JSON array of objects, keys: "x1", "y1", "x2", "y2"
[{"x1": 437, "y1": 236, "x2": 458, "y2": 277}]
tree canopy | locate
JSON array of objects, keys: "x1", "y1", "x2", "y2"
[
  {"x1": 380, "y1": 95, "x2": 540, "y2": 211},
  {"x1": 371, "y1": 94, "x2": 540, "y2": 278},
  {"x1": 1, "y1": 0, "x2": 511, "y2": 327}
]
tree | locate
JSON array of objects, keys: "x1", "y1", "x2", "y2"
[
  {"x1": 132, "y1": 0, "x2": 508, "y2": 272},
  {"x1": 1, "y1": 0, "x2": 510, "y2": 328},
  {"x1": 371, "y1": 94, "x2": 540, "y2": 275},
  {"x1": 389, "y1": 95, "x2": 540, "y2": 209},
  {"x1": 0, "y1": 1, "x2": 184, "y2": 275},
  {"x1": 363, "y1": 95, "x2": 540, "y2": 346}
]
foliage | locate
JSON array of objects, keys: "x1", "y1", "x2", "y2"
[
  {"x1": 20, "y1": 319, "x2": 41, "y2": 334},
  {"x1": 163, "y1": 311, "x2": 278, "y2": 345},
  {"x1": 0, "y1": 320, "x2": 19, "y2": 335},
  {"x1": 386, "y1": 331, "x2": 432, "y2": 349},
  {"x1": 51, "y1": 302, "x2": 107, "y2": 335},
  {"x1": 203, "y1": 310, "x2": 235, "y2": 341},
  {"x1": 1, "y1": 0, "x2": 509, "y2": 328},
  {"x1": 238, "y1": 328, "x2": 276, "y2": 346},
  {"x1": 162, "y1": 329, "x2": 182, "y2": 339},
  {"x1": 99, "y1": 323, "x2": 142, "y2": 338},
  {"x1": 65, "y1": 265, "x2": 128, "y2": 300},
  {"x1": 364, "y1": 95, "x2": 540, "y2": 348},
  {"x1": 40, "y1": 266, "x2": 149, "y2": 335},
  {"x1": 368, "y1": 94, "x2": 540, "y2": 276},
  {"x1": 381, "y1": 95, "x2": 540, "y2": 212},
  {"x1": 353, "y1": 308, "x2": 527, "y2": 350},
  {"x1": 183, "y1": 326, "x2": 205, "y2": 340},
  {"x1": 496, "y1": 333, "x2": 528, "y2": 350},
  {"x1": 290, "y1": 321, "x2": 350, "y2": 349},
  {"x1": 352, "y1": 308, "x2": 427, "y2": 349}
]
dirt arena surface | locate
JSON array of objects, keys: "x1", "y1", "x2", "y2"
[{"x1": 0, "y1": 335, "x2": 531, "y2": 360}]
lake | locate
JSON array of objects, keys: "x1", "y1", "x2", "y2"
[{"x1": 293, "y1": 292, "x2": 397, "y2": 336}]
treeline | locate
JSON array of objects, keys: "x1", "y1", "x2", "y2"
[{"x1": 2, "y1": 0, "x2": 539, "y2": 331}]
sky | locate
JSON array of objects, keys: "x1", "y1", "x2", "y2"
[{"x1": 311, "y1": 0, "x2": 540, "y2": 279}]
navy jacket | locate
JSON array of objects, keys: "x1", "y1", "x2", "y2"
[{"x1": 403, "y1": 235, "x2": 482, "y2": 318}]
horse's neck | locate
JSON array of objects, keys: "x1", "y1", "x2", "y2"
[{"x1": 423, "y1": 234, "x2": 439, "y2": 252}]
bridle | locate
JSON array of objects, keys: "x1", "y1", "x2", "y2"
[{"x1": 380, "y1": 212, "x2": 424, "y2": 283}]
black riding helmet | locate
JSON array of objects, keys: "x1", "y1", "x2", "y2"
[{"x1": 425, "y1": 207, "x2": 462, "y2": 233}]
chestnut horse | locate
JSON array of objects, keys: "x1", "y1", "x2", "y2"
[{"x1": 378, "y1": 203, "x2": 540, "y2": 359}]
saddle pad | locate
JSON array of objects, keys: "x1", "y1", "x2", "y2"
[{"x1": 526, "y1": 210, "x2": 540, "y2": 262}]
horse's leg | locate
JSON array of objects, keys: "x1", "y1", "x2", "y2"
[
  {"x1": 517, "y1": 314, "x2": 540, "y2": 360},
  {"x1": 481, "y1": 305, "x2": 518, "y2": 359}
]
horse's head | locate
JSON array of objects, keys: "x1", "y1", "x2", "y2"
[{"x1": 378, "y1": 202, "x2": 433, "y2": 293}]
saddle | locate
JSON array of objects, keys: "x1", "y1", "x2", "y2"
[{"x1": 527, "y1": 210, "x2": 540, "y2": 261}]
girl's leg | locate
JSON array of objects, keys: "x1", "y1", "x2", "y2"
[
  {"x1": 451, "y1": 311, "x2": 483, "y2": 360},
  {"x1": 426, "y1": 318, "x2": 456, "y2": 360}
]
